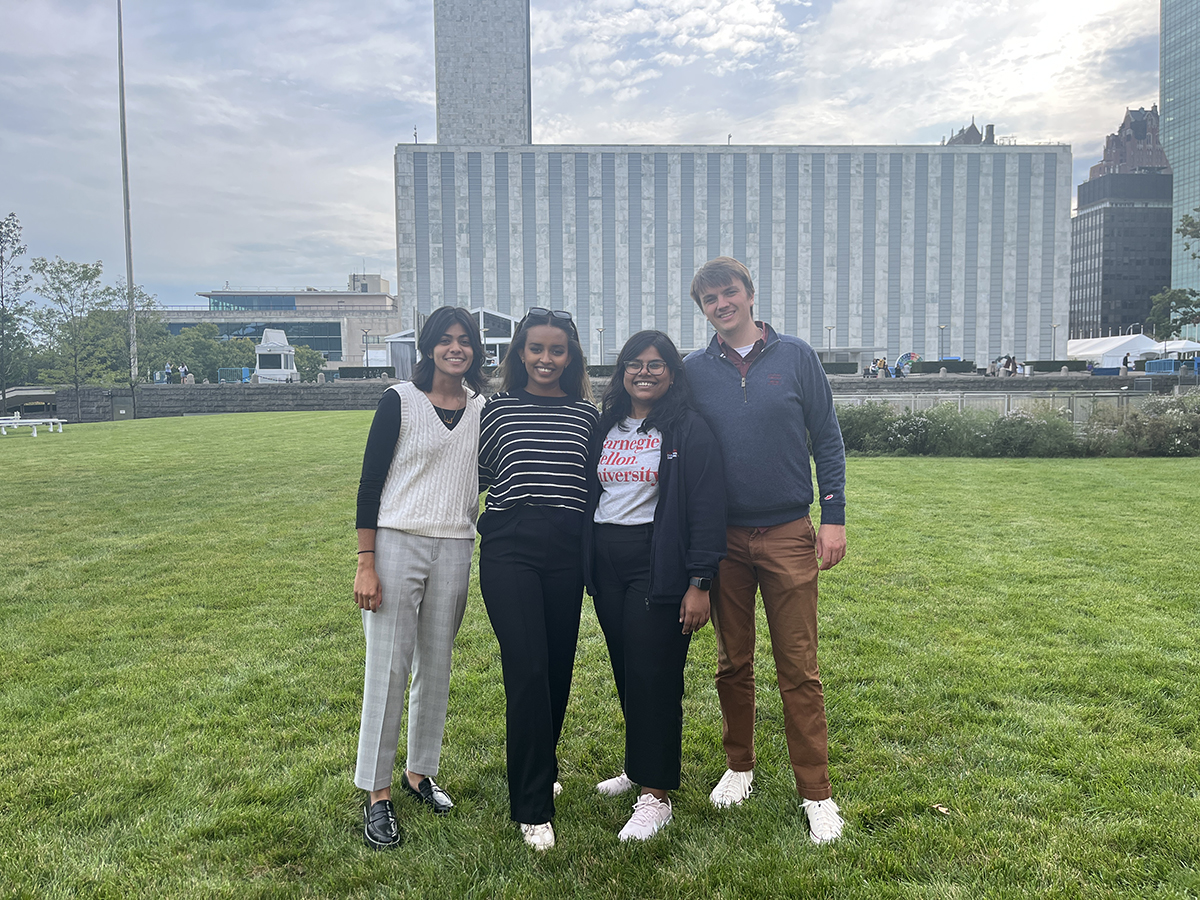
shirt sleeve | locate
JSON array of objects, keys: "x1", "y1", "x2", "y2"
[
  {"x1": 682, "y1": 416, "x2": 727, "y2": 578},
  {"x1": 799, "y1": 348, "x2": 847, "y2": 526},
  {"x1": 355, "y1": 390, "x2": 401, "y2": 530}
]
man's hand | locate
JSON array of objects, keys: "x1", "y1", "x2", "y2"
[{"x1": 815, "y1": 523, "x2": 846, "y2": 571}]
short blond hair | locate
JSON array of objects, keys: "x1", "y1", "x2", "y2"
[{"x1": 690, "y1": 257, "x2": 755, "y2": 308}]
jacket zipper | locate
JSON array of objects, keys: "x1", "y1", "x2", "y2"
[{"x1": 718, "y1": 341, "x2": 777, "y2": 404}]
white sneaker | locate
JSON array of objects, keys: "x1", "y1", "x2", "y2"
[
  {"x1": 802, "y1": 797, "x2": 844, "y2": 844},
  {"x1": 520, "y1": 821, "x2": 555, "y2": 851},
  {"x1": 709, "y1": 768, "x2": 754, "y2": 808},
  {"x1": 596, "y1": 771, "x2": 634, "y2": 797},
  {"x1": 618, "y1": 794, "x2": 673, "y2": 841},
  {"x1": 553, "y1": 781, "x2": 562, "y2": 798}
]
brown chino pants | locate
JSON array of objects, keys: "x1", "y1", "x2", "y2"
[{"x1": 710, "y1": 515, "x2": 831, "y2": 800}]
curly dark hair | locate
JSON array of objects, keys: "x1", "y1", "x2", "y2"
[
  {"x1": 598, "y1": 330, "x2": 693, "y2": 438},
  {"x1": 499, "y1": 312, "x2": 594, "y2": 401},
  {"x1": 411, "y1": 306, "x2": 487, "y2": 396}
]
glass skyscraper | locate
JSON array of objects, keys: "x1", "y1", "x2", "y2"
[{"x1": 1161, "y1": 0, "x2": 1200, "y2": 293}]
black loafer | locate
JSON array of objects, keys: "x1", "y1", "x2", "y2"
[
  {"x1": 400, "y1": 772, "x2": 454, "y2": 815},
  {"x1": 363, "y1": 799, "x2": 402, "y2": 849}
]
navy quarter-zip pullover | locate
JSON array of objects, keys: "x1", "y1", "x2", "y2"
[{"x1": 684, "y1": 322, "x2": 846, "y2": 528}]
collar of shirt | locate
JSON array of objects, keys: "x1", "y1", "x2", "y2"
[{"x1": 717, "y1": 322, "x2": 768, "y2": 377}]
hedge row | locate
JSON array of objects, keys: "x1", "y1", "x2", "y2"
[{"x1": 835, "y1": 390, "x2": 1200, "y2": 457}]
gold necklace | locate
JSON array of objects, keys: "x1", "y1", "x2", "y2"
[{"x1": 439, "y1": 406, "x2": 463, "y2": 426}]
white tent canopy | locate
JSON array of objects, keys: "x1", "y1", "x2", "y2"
[
  {"x1": 1067, "y1": 334, "x2": 1160, "y2": 368},
  {"x1": 1154, "y1": 339, "x2": 1200, "y2": 356}
]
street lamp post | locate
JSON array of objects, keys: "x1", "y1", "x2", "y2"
[
  {"x1": 361, "y1": 329, "x2": 371, "y2": 366},
  {"x1": 825, "y1": 325, "x2": 834, "y2": 357},
  {"x1": 938, "y1": 324, "x2": 947, "y2": 361},
  {"x1": 596, "y1": 326, "x2": 605, "y2": 365},
  {"x1": 1051, "y1": 323, "x2": 1060, "y2": 359}
]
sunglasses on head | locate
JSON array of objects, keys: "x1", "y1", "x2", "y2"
[{"x1": 522, "y1": 307, "x2": 578, "y2": 334}]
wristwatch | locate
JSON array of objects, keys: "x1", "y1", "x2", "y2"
[{"x1": 689, "y1": 576, "x2": 712, "y2": 591}]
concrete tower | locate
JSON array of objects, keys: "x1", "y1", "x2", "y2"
[{"x1": 435, "y1": 0, "x2": 532, "y2": 145}]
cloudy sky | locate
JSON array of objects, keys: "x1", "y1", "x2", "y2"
[{"x1": 1, "y1": 0, "x2": 1160, "y2": 307}]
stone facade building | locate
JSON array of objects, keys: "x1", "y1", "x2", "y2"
[{"x1": 395, "y1": 0, "x2": 1072, "y2": 368}]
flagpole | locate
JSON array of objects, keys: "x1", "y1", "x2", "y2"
[{"x1": 117, "y1": 0, "x2": 139, "y2": 404}]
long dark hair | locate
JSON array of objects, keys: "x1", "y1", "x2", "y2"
[
  {"x1": 499, "y1": 312, "x2": 594, "y2": 401},
  {"x1": 598, "y1": 330, "x2": 693, "y2": 438},
  {"x1": 412, "y1": 306, "x2": 487, "y2": 396}
]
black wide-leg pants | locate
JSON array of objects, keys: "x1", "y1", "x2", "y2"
[
  {"x1": 479, "y1": 506, "x2": 584, "y2": 825},
  {"x1": 592, "y1": 523, "x2": 692, "y2": 791}
]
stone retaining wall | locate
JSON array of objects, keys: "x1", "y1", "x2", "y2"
[{"x1": 51, "y1": 372, "x2": 1185, "y2": 424}]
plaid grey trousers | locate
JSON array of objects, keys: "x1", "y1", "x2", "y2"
[{"x1": 354, "y1": 528, "x2": 473, "y2": 791}]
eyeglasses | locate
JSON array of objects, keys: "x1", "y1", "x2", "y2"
[{"x1": 623, "y1": 359, "x2": 668, "y2": 375}]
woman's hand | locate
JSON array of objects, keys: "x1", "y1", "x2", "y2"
[
  {"x1": 355, "y1": 558, "x2": 382, "y2": 611},
  {"x1": 679, "y1": 585, "x2": 710, "y2": 634}
]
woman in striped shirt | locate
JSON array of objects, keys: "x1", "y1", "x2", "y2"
[{"x1": 478, "y1": 308, "x2": 598, "y2": 851}]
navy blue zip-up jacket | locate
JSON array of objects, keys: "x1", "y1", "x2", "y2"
[
  {"x1": 683, "y1": 323, "x2": 846, "y2": 528},
  {"x1": 582, "y1": 408, "x2": 727, "y2": 605}
]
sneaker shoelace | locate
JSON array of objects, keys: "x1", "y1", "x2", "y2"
[
  {"x1": 806, "y1": 799, "x2": 841, "y2": 833},
  {"x1": 628, "y1": 795, "x2": 667, "y2": 828},
  {"x1": 712, "y1": 772, "x2": 752, "y2": 805}
]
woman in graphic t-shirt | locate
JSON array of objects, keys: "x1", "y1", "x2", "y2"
[{"x1": 582, "y1": 330, "x2": 726, "y2": 841}]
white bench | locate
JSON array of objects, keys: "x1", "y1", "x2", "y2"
[{"x1": 0, "y1": 417, "x2": 66, "y2": 437}]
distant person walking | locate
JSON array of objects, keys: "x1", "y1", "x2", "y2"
[{"x1": 352, "y1": 306, "x2": 487, "y2": 850}]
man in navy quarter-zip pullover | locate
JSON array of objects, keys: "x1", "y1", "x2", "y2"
[{"x1": 682, "y1": 256, "x2": 848, "y2": 845}]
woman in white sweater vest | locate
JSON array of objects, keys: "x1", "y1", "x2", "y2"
[{"x1": 352, "y1": 306, "x2": 488, "y2": 850}]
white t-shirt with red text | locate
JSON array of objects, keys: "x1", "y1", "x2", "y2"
[{"x1": 594, "y1": 417, "x2": 661, "y2": 525}]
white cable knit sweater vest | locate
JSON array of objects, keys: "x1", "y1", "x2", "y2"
[{"x1": 376, "y1": 381, "x2": 485, "y2": 539}]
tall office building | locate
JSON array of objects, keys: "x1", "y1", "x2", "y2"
[
  {"x1": 1070, "y1": 108, "x2": 1173, "y2": 338},
  {"x1": 398, "y1": 1, "x2": 1072, "y2": 367},
  {"x1": 1161, "y1": 0, "x2": 1200, "y2": 293}
]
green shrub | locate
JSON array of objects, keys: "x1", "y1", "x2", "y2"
[
  {"x1": 836, "y1": 401, "x2": 898, "y2": 452},
  {"x1": 984, "y1": 403, "x2": 1079, "y2": 457}
]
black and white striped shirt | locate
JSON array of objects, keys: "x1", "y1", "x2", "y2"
[{"x1": 479, "y1": 390, "x2": 599, "y2": 515}]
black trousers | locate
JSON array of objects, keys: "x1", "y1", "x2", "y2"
[
  {"x1": 479, "y1": 506, "x2": 584, "y2": 825},
  {"x1": 592, "y1": 523, "x2": 692, "y2": 791}
]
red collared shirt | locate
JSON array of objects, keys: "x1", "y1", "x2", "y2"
[{"x1": 716, "y1": 322, "x2": 768, "y2": 377}]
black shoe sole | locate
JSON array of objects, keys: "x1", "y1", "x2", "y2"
[{"x1": 363, "y1": 827, "x2": 402, "y2": 850}]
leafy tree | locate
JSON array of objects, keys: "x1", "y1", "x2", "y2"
[
  {"x1": 0, "y1": 213, "x2": 35, "y2": 412},
  {"x1": 1145, "y1": 287, "x2": 1200, "y2": 340},
  {"x1": 1178, "y1": 206, "x2": 1200, "y2": 261},
  {"x1": 98, "y1": 280, "x2": 171, "y2": 384},
  {"x1": 30, "y1": 257, "x2": 110, "y2": 420},
  {"x1": 294, "y1": 344, "x2": 327, "y2": 382},
  {"x1": 167, "y1": 323, "x2": 256, "y2": 383},
  {"x1": 214, "y1": 337, "x2": 257, "y2": 381}
]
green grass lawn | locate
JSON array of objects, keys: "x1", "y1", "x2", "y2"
[{"x1": 2, "y1": 413, "x2": 1198, "y2": 899}]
